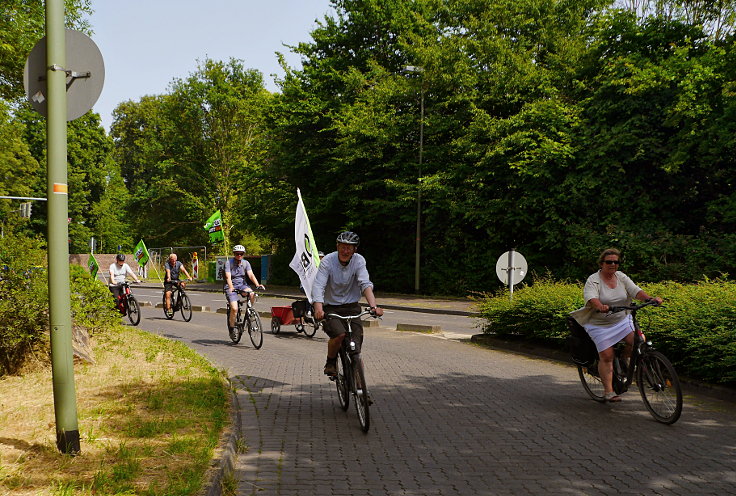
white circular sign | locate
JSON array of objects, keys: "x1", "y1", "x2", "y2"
[{"x1": 496, "y1": 251, "x2": 528, "y2": 286}]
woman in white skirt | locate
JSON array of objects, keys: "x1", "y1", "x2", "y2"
[{"x1": 581, "y1": 248, "x2": 662, "y2": 402}]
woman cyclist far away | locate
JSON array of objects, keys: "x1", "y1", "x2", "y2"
[
  {"x1": 109, "y1": 253, "x2": 140, "y2": 301},
  {"x1": 164, "y1": 253, "x2": 193, "y2": 313},
  {"x1": 570, "y1": 248, "x2": 662, "y2": 402},
  {"x1": 224, "y1": 244, "x2": 265, "y2": 333},
  {"x1": 312, "y1": 231, "x2": 384, "y2": 376}
]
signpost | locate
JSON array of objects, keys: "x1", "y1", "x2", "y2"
[
  {"x1": 23, "y1": 2, "x2": 105, "y2": 455},
  {"x1": 495, "y1": 249, "x2": 528, "y2": 300}
]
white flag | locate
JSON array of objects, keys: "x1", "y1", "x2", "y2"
[{"x1": 289, "y1": 189, "x2": 321, "y2": 302}]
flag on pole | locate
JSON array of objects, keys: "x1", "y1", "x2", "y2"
[
  {"x1": 134, "y1": 239, "x2": 150, "y2": 266},
  {"x1": 289, "y1": 189, "x2": 321, "y2": 303},
  {"x1": 204, "y1": 209, "x2": 224, "y2": 243},
  {"x1": 88, "y1": 253, "x2": 99, "y2": 279}
]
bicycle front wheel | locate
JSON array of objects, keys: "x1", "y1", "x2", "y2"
[
  {"x1": 180, "y1": 293, "x2": 192, "y2": 322},
  {"x1": 247, "y1": 308, "x2": 263, "y2": 349},
  {"x1": 637, "y1": 351, "x2": 682, "y2": 424},
  {"x1": 163, "y1": 293, "x2": 174, "y2": 320},
  {"x1": 127, "y1": 296, "x2": 141, "y2": 326},
  {"x1": 353, "y1": 356, "x2": 370, "y2": 433},
  {"x1": 578, "y1": 362, "x2": 606, "y2": 402},
  {"x1": 335, "y1": 349, "x2": 349, "y2": 411}
]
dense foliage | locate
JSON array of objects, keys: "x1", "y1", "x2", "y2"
[
  {"x1": 478, "y1": 278, "x2": 736, "y2": 385},
  {"x1": 0, "y1": 235, "x2": 118, "y2": 376}
]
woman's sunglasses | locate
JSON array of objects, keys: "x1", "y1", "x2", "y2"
[{"x1": 603, "y1": 260, "x2": 620, "y2": 265}]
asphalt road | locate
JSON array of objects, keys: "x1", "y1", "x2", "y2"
[{"x1": 130, "y1": 293, "x2": 736, "y2": 496}]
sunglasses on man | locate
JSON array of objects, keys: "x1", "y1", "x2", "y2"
[{"x1": 604, "y1": 260, "x2": 620, "y2": 265}]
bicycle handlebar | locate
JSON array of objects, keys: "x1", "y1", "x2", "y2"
[
  {"x1": 325, "y1": 308, "x2": 381, "y2": 321},
  {"x1": 608, "y1": 299, "x2": 662, "y2": 314}
]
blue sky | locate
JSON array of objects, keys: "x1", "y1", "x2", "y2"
[{"x1": 86, "y1": 0, "x2": 334, "y2": 131}]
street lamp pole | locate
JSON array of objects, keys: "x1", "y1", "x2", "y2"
[{"x1": 404, "y1": 66, "x2": 424, "y2": 293}]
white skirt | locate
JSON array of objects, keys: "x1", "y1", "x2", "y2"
[{"x1": 584, "y1": 315, "x2": 635, "y2": 352}]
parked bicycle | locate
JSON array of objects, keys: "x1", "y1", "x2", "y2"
[
  {"x1": 162, "y1": 280, "x2": 192, "y2": 322},
  {"x1": 115, "y1": 281, "x2": 141, "y2": 326},
  {"x1": 326, "y1": 308, "x2": 379, "y2": 433},
  {"x1": 575, "y1": 300, "x2": 682, "y2": 424},
  {"x1": 226, "y1": 287, "x2": 264, "y2": 349}
]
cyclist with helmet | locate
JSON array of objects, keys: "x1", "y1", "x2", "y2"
[
  {"x1": 224, "y1": 244, "x2": 265, "y2": 332},
  {"x1": 108, "y1": 253, "x2": 141, "y2": 304},
  {"x1": 312, "y1": 231, "x2": 383, "y2": 376}
]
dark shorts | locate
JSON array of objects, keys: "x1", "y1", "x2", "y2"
[
  {"x1": 164, "y1": 280, "x2": 179, "y2": 293},
  {"x1": 224, "y1": 285, "x2": 251, "y2": 303},
  {"x1": 323, "y1": 302, "x2": 364, "y2": 351}
]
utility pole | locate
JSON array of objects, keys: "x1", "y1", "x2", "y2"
[{"x1": 46, "y1": 0, "x2": 80, "y2": 454}]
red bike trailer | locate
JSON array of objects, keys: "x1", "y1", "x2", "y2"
[{"x1": 270, "y1": 300, "x2": 319, "y2": 337}]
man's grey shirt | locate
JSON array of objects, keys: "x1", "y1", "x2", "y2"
[{"x1": 311, "y1": 252, "x2": 373, "y2": 305}]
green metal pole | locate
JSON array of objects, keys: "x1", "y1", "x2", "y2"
[{"x1": 46, "y1": 0, "x2": 80, "y2": 455}]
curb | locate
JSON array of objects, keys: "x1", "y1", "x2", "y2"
[{"x1": 203, "y1": 379, "x2": 242, "y2": 496}]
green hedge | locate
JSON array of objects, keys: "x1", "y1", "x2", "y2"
[
  {"x1": 0, "y1": 235, "x2": 119, "y2": 376},
  {"x1": 478, "y1": 278, "x2": 736, "y2": 386}
]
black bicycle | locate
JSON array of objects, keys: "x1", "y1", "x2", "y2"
[
  {"x1": 162, "y1": 280, "x2": 192, "y2": 322},
  {"x1": 576, "y1": 300, "x2": 683, "y2": 424},
  {"x1": 327, "y1": 308, "x2": 379, "y2": 433},
  {"x1": 116, "y1": 281, "x2": 140, "y2": 326},
  {"x1": 226, "y1": 287, "x2": 264, "y2": 349}
]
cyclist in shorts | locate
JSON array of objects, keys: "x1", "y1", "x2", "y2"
[
  {"x1": 312, "y1": 231, "x2": 383, "y2": 376},
  {"x1": 164, "y1": 253, "x2": 193, "y2": 313},
  {"x1": 109, "y1": 253, "x2": 141, "y2": 304},
  {"x1": 224, "y1": 244, "x2": 265, "y2": 331}
]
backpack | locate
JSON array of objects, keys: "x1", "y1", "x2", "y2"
[
  {"x1": 566, "y1": 315, "x2": 598, "y2": 367},
  {"x1": 291, "y1": 299, "x2": 311, "y2": 318}
]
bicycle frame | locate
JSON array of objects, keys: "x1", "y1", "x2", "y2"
[{"x1": 608, "y1": 300, "x2": 658, "y2": 393}]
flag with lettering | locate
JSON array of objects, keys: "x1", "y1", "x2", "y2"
[
  {"x1": 88, "y1": 253, "x2": 99, "y2": 279},
  {"x1": 289, "y1": 189, "x2": 321, "y2": 302},
  {"x1": 134, "y1": 239, "x2": 150, "y2": 266},
  {"x1": 204, "y1": 209, "x2": 224, "y2": 243}
]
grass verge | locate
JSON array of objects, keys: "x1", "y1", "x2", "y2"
[{"x1": 0, "y1": 325, "x2": 229, "y2": 496}]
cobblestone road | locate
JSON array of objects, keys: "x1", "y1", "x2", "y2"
[{"x1": 141, "y1": 309, "x2": 736, "y2": 496}]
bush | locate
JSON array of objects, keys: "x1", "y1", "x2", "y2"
[
  {"x1": 69, "y1": 264, "x2": 119, "y2": 334},
  {"x1": 0, "y1": 235, "x2": 49, "y2": 375},
  {"x1": 0, "y1": 236, "x2": 120, "y2": 376},
  {"x1": 478, "y1": 277, "x2": 736, "y2": 386}
]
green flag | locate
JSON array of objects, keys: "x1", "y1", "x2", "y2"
[
  {"x1": 88, "y1": 253, "x2": 99, "y2": 279},
  {"x1": 204, "y1": 209, "x2": 224, "y2": 243},
  {"x1": 134, "y1": 239, "x2": 150, "y2": 266}
]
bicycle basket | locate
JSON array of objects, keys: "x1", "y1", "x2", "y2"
[
  {"x1": 566, "y1": 316, "x2": 598, "y2": 367},
  {"x1": 291, "y1": 299, "x2": 311, "y2": 318}
]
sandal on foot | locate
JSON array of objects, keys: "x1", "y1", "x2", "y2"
[{"x1": 605, "y1": 392, "x2": 622, "y2": 402}]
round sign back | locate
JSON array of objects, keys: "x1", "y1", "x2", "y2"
[
  {"x1": 496, "y1": 250, "x2": 528, "y2": 286},
  {"x1": 23, "y1": 29, "x2": 105, "y2": 121}
]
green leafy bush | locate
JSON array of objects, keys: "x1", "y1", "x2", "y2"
[
  {"x1": 69, "y1": 264, "x2": 119, "y2": 334},
  {"x1": 478, "y1": 278, "x2": 736, "y2": 386},
  {"x1": 0, "y1": 236, "x2": 119, "y2": 376},
  {"x1": 0, "y1": 235, "x2": 49, "y2": 375}
]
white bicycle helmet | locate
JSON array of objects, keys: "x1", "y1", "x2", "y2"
[
  {"x1": 336, "y1": 231, "x2": 360, "y2": 246},
  {"x1": 232, "y1": 244, "x2": 246, "y2": 254}
]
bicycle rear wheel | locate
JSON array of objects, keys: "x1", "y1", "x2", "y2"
[
  {"x1": 637, "y1": 351, "x2": 682, "y2": 424},
  {"x1": 335, "y1": 349, "x2": 350, "y2": 411},
  {"x1": 247, "y1": 308, "x2": 263, "y2": 349},
  {"x1": 127, "y1": 296, "x2": 141, "y2": 326},
  {"x1": 163, "y1": 292, "x2": 174, "y2": 320},
  {"x1": 578, "y1": 362, "x2": 606, "y2": 402},
  {"x1": 353, "y1": 355, "x2": 370, "y2": 432},
  {"x1": 303, "y1": 318, "x2": 319, "y2": 338},
  {"x1": 180, "y1": 293, "x2": 192, "y2": 322}
]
